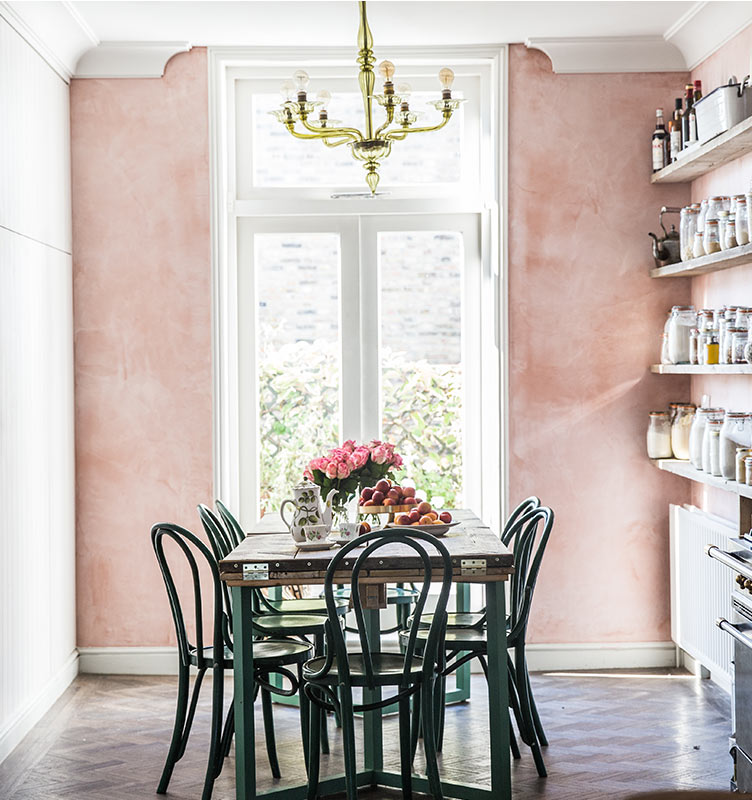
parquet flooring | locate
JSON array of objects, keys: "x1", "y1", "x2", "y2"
[{"x1": 0, "y1": 669, "x2": 732, "y2": 800}]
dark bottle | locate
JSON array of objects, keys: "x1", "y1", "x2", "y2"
[
  {"x1": 694, "y1": 80, "x2": 703, "y2": 103},
  {"x1": 681, "y1": 84, "x2": 694, "y2": 148},
  {"x1": 652, "y1": 108, "x2": 669, "y2": 172},
  {"x1": 671, "y1": 98, "x2": 682, "y2": 160}
]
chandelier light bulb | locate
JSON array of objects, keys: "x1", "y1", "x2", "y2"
[
  {"x1": 397, "y1": 83, "x2": 412, "y2": 104},
  {"x1": 379, "y1": 60, "x2": 395, "y2": 82},
  {"x1": 316, "y1": 89, "x2": 332, "y2": 110},
  {"x1": 293, "y1": 69, "x2": 310, "y2": 92},
  {"x1": 280, "y1": 80, "x2": 295, "y2": 102},
  {"x1": 438, "y1": 67, "x2": 455, "y2": 90}
]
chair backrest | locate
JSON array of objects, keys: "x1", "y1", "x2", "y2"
[
  {"x1": 506, "y1": 506, "x2": 554, "y2": 646},
  {"x1": 502, "y1": 496, "x2": 540, "y2": 546},
  {"x1": 198, "y1": 503, "x2": 235, "y2": 560},
  {"x1": 314, "y1": 530, "x2": 453, "y2": 696},
  {"x1": 216, "y1": 499, "x2": 247, "y2": 547},
  {"x1": 151, "y1": 522, "x2": 227, "y2": 670}
]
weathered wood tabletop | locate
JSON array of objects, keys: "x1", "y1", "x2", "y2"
[{"x1": 219, "y1": 508, "x2": 514, "y2": 587}]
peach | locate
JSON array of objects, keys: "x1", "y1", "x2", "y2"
[
  {"x1": 361, "y1": 487, "x2": 374, "y2": 501},
  {"x1": 371, "y1": 491, "x2": 385, "y2": 504},
  {"x1": 402, "y1": 486, "x2": 416, "y2": 498},
  {"x1": 384, "y1": 498, "x2": 395, "y2": 506},
  {"x1": 363, "y1": 499, "x2": 377, "y2": 506},
  {"x1": 359, "y1": 521, "x2": 371, "y2": 534},
  {"x1": 387, "y1": 488, "x2": 401, "y2": 501},
  {"x1": 426, "y1": 511, "x2": 438, "y2": 521},
  {"x1": 411, "y1": 521, "x2": 421, "y2": 526},
  {"x1": 408, "y1": 510, "x2": 421, "y2": 523},
  {"x1": 404, "y1": 497, "x2": 418, "y2": 505},
  {"x1": 395, "y1": 514, "x2": 411, "y2": 526},
  {"x1": 419, "y1": 515, "x2": 434, "y2": 525},
  {"x1": 439, "y1": 511, "x2": 452, "y2": 523},
  {"x1": 417, "y1": 501, "x2": 432, "y2": 515},
  {"x1": 375, "y1": 479, "x2": 391, "y2": 494}
]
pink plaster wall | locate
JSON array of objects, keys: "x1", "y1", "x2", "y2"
[
  {"x1": 689, "y1": 25, "x2": 752, "y2": 525},
  {"x1": 508, "y1": 46, "x2": 692, "y2": 643},
  {"x1": 71, "y1": 49, "x2": 213, "y2": 647}
]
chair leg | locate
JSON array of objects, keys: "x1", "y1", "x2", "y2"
[
  {"x1": 434, "y1": 674, "x2": 447, "y2": 752},
  {"x1": 339, "y1": 688, "x2": 359, "y2": 800},
  {"x1": 299, "y1": 667, "x2": 311, "y2": 774},
  {"x1": 261, "y1": 687, "x2": 281, "y2": 779},
  {"x1": 410, "y1": 690, "x2": 421, "y2": 764},
  {"x1": 314, "y1": 633, "x2": 330, "y2": 755},
  {"x1": 157, "y1": 663, "x2": 193, "y2": 794},
  {"x1": 525, "y1": 664, "x2": 548, "y2": 746},
  {"x1": 220, "y1": 700, "x2": 234, "y2": 759},
  {"x1": 509, "y1": 717, "x2": 521, "y2": 760},
  {"x1": 307, "y1": 694, "x2": 322, "y2": 800},
  {"x1": 421, "y1": 679, "x2": 443, "y2": 800},
  {"x1": 514, "y1": 646, "x2": 547, "y2": 778},
  {"x1": 399, "y1": 694, "x2": 413, "y2": 800},
  {"x1": 202, "y1": 665, "x2": 225, "y2": 800}
]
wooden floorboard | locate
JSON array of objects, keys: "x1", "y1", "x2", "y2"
[{"x1": 0, "y1": 669, "x2": 732, "y2": 799}]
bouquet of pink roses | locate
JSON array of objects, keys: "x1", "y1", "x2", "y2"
[{"x1": 304, "y1": 439, "x2": 403, "y2": 511}]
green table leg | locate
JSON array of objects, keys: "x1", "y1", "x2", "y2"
[
  {"x1": 445, "y1": 582, "x2": 471, "y2": 704},
  {"x1": 362, "y1": 607, "x2": 383, "y2": 774},
  {"x1": 485, "y1": 581, "x2": 511, "y2": 797},
  {"x1": 232, "y1": 585, "x2": 255, "y2": 800}
]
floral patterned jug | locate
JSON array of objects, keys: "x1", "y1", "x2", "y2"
[{"x1": 280, "y1": 480, "x2": 337, "y2": 542}]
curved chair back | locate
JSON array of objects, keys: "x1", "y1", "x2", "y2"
[
  {"x1": 198, "y1": 504, "x2": 235, "y2": 560},
  {"x1": 316, "y1": 530, "x2": 453, "y2": 697},
  {"x1": 151, "y1": 523, "x2": 228, "y2": 670},
  {"x1": 216, "y1": 499, "x2": 247, "y2": 547},
  {"x1": 502, "y1": 496, "x2": 540, "y2": 546},
  {"x1": 507, "y1": 506, "x2": 554, "y2": 645}
]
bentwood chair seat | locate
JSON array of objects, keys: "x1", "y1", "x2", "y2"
[
  {"x1": 417, "y1": 611, "x2": 486, "y2": 629},
  {"x1": 252, "y1": 613, "x2": 336, "y2": 636},
  {"x1": 304, "y1": 652, "x2": 426, "y2": 687},
  {"x1": 190, "y1": 638, "x2": 312, "y2": 670},
  {"x1": 266, "y1": 597, "x2": 349, "y2": 616}
]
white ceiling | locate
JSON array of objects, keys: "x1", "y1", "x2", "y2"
[{"x1": 69, "y1": 1, "x2": 697, "y2": 47}]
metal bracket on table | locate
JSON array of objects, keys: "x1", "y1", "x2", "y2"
[
  {"x1": 242, "y1": 563, "x2": 269, "y2": 581},
  {"x1": 460, "y1": 558, "x2": 486, "y2": 576}
]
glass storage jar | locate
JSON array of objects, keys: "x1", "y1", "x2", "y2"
[
  {"x1": 693, "y1": 231, "x2": 705, "y2": 258},
  {"x1": 738, "y1": 448, "x2": 752, "y2": 483},
  {"x1": 704, "y1": 329, "x2": 720, "y2": 364},
  {"x1": 707, "y1": 196, "x2": 725, "y2": 223},
  {"x1": 647, "y1": 412, "x2": 672, "y2": 459},
  {"x1": 671, "y1": 405, "x2": 695, "y2": 460},
  {"x1": 745, "y1": 455, "x2": 752, "y2": 485},
  {"x1": 723, "y1": 326, "x2": 745, "y2": 365},
  {"x1": 699, "y1": 198, "x2": 709, "y2": 234},
  {"x1": 667, "y1": 305, "x2": 696, "y2": 364},
  {"x1": 689, "y1": 329, "x2": 699, "y2": 365},
  {"x1": 732, "y1": 328, "x2": 749, "y2": 363},
  {"x1": 726, "y1": 217, "x2": 739, "y2": 249},
  {"x1": 703, "y1": 418, "x2": 724, "y2": 475},
  {"x1": 737, "y1": 198, "x2": 750, "y2": 245},
  {"x1": 703, "y1": 219, "x2": 721, "y2": 254},
  {"x1": 680, "y1": 207, "x2": 699, "y2": 261},
  {"x1": 719, "y1": 210, "x2": 730, "y2": 249},
  {"x1": 721, "y1": 412, "x2": 752, "y2": 478},
  {"x1": 737, "y1": 307, "x2": 752, "y2": 329},
  {"x1": 745, "y1": 336, "x2": 752, "y2": 365},
  {"x1": 690, "y1": 407, "x2": 725, "y2": 469}
]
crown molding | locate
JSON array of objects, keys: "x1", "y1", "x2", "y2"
[
  {"x1": 74, "y1": 41, "x2": 191, "y2": 78},
  {"x1": 0, "y1": 0, "x2": 97, "y2": 82},
  {"x1": 526, "y1": 36, "x2": 687, "y2": 74},
  {"x1": 665, "y1": 1, "x2": 752, "y2": 71}
]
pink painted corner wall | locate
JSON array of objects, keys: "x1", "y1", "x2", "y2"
[
  {"x1": 71, "y1": 49, "x2": 213, "y2": 647},
  {"x1": 508, "y1": 46, "x2": 692, "y2": 643}
]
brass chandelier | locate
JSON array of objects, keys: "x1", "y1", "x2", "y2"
[{"x1": 271, "y1": 0, "x2": 464, "y2": 194}]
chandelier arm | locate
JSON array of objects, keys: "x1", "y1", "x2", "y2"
[
  {"x1": 374, "y1": 106, "x2": 396, "y2": 139},
  {"x1": 323, "y1": 136, "x2": 357, "y2": 148},
  {"x1": 297, "y1": 116, "x2": 363, "y2": 141},
  {"x1": 383, "y1": 113, "x2": 452, "y2": 142},
  {"x1": 283, "y1": 125, "x2": 351, "y2": 142}
]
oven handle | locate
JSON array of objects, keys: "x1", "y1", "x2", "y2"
[
  {"x1": 706, "y1": 544, "x2": 752, "y2": 582},
  {"x1": 717, "y1": 617, "x2": 752, "y2": 651}
]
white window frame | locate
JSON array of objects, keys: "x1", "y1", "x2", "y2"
[{"x1": 209, "y1": 44, "x2": 509, "y2": 533}]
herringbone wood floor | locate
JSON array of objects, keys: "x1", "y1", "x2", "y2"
[{"x1": 0, "y1": 669, "x2": 732, "y2": 800}]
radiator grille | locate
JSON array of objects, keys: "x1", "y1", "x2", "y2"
[{"x1": 670, "y1": 504, "x2": 734, "y2": 686}]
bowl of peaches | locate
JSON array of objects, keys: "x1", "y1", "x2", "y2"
[{"x1": 359, "y1": 480, "x2": 458, "y2": 537}]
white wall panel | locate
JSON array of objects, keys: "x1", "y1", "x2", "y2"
[
  {"x1": 0, "y1": 17, "x2": 71, "y2": 254},
  {"x1": 0, "y1": 15, "x2": 76, "y2": 763}
]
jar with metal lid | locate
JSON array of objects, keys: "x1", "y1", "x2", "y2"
[
  {"x1": 690, "y1": 407, "x2": 724, "y2": 469},
  {"x1": 689, "y1": 328, "x2": 699, "y2": 365},
  {"x1": 721, "y1": 412, "x2": 752, "y2": 478},
  {"x1": 703, "y1": 418, "x2": 724, "y2": 475},
  {"x1": 680, "y1": 207, "x2": 699, "y2": 261},
  {"x1": 647, "y1": 412, "x2": 672, "y2": 459},
  {"x1": 725, "y1": 217, "x2": 739, "y2": 249},
  {"x1": 723, "y1": 326, "x2": 745, "y2": 364},
  {"x1": 667, "y1": 305, "x2": 696, "y2": 364},
  {"x1": 745, "y1": 337, "x2": 752, "y2": 365},
  {"x1": 704, "y1": 219, "x2": 721, "y2": 254},
  {"x1": 707, "y1": 196, "x2": 725, "y2": 222},
  {"x1": 671, "y1": 405, "x2": 695, "y2": 460},
  {"x1": 745, "y1": 455, "x2": 752, "y2": 485},
  {"x1": 692, "y1": 230, "x2": 705, "y2": 258},
  {"x1": 698, "y1": 309, "x2": 714, "y2": 332},
  {"x1": 738, "y1": 448, "x2": 752, "y2": 482},
  {"x1": 699, "y1": 198, "x2": 709, "y2": 234},
  {"x1": 719, "y1": 210, "x2": 730, "y2": 249},
  {"x1": 704, "y1": 329, "x2": 720, "y2": 364},
  {"x1": 736, "y1": 308, "x2": 752, "y2": 329},
  {"x1": 732, "y1": 328, "x2": 749, "y2": 363},
  {"x1": 737, "y1": 198, "x2": 750, "y2": 245}
]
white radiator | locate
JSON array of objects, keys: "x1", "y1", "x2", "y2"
[{"x1": 670, "y1": 504, "x2": 735, "y2": 690}]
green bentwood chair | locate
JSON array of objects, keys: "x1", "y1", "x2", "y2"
[
  {"x1": 302, "y1": 529, "x2": 454, "y2": 800},
  {"x1": 151, "y1": 523, "x2": 313, "y2": 800},
  {"x1": 402, "y1": 505, "x2": 554, "y2": 778}
]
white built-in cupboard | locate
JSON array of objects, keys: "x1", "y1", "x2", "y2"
[{"x1": 0, "y1": 14, "x2": 76, "y2": 762}]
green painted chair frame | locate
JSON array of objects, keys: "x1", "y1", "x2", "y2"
[
  {"x1": 302, "y1": 529, "x2": 454, "y2": 800},
  {"x1": 405, "y1": 506, "x2": 554, "y2": 778},
  {"x1": 151, "y1": 522, "x2": 313, "y2": 800},
  {"x1": 198, "y1": 504, "x2": 338, "y2": 751}
]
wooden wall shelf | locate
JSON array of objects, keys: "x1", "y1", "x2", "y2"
[
  {"x1": 651, "y1": 114, "x2": 752, "y2": 184},
  {"x1": 650, "y1": 364, "x2": 752, "y2": 374},
  {"x1": 655, "y1": 458, "x2": 752, "y2": 499},
  {"x1": 651, "y1": 243, "x2": 752, "y2": 278}
]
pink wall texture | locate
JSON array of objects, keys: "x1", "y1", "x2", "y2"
[
  {"x1": 71, "y1": 49, "x2": 213, "y2": 647},
  {"x1": 507, "y1": 46, "x2": 692, "y2": 643}
]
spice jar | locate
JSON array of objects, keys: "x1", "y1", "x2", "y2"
[
  {"x1": 689, "y1": 328, "x2": 699, "y2": 365},
  {"x1": 723, "y1": 326, "x2": 745, "y2": 364},
  {"x1": 732, "y1": 328, "x2": 749, "y2": 363},
  {"x1": 680, "y1": 207, "x2": 699, "y2": 261},
  {"x1": 671, "y1": 405, "x2": 695, "y2": 460},
  {"x1": 647, "y1": 412, "x2": 672, "y2": 459},
  {"x1": 704, "y1": 329, "x2": 720, "y2": 364},
  {"x1": 667, "y1": 305, "x2": 696, "y2": 364},
  {"x1": 703, "y1": 219, "x2": 721, "y2": 254},
  {"x1": 719, "y1": 210, "x2": 730, "y2": 249},
  {"x1": 721, "y1": 412, "x2": 752, "y2": 478},
  {"x1": 726, "y1": 217, "x2": 739, "y2": 249},
  {"x1": 689, "y1": 407, "x2": 725, "y2": 469},
  {"x1": 699, "y1": 199, "x2": 708, "y2": 234},
  {"x1": 738, "y1": 448, "x2": 752, "y2": 483},
  {"x1": 737, "y1": 198, "x2": 750, "y2": 245},
  {"x1": 703, "y1": 418, "x2": 724, "y2": 475}
]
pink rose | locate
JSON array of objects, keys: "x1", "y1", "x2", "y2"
[
  {"x1": 325, "y1": 462, "x2": 338, "y2": 479},
  {"x1": 303, "y1": 467, "x2": 313, "y2": 480},
  {"x1": 392, "y1": 453, "x2": 403, "y2": 468},
  {"x1": 372, "y1": 445, "x2": 388, "y2": 464},
  {"x1": 352, "y1": 447, "x2": 369, "y2": 469},
  {"x1": 337, "y1": 461, "x2": 351, "y2": 479},
  {"x1": 342, "y1": 439, "x2": 356, "y2": 453}
]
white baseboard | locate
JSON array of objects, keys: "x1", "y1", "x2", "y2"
[
  {"x1": 80, "y1": 641, "x2": 678, "y2": 677},
  {"x1": 0, "y1": 651, "x2": 79, "y2": 763}
]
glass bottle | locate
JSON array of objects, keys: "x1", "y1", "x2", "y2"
[
  {"x1": 738, "y1": 448, "x2": 752, "y2": 483},
  {"x1": 725, "y1": 217, "x2": 738, "y2": 249},
  {"x1": 705, "y1": 329, "x2": 720, "y2": 364},
  {"x1": 647, "y1": 412, "x2": 672, "y2": 459},
  {"x1": 703, "y1": 219, "x2": 721, "y2": 254},
  {"x1": 738, "y1": 198, "x2": 750, "y2": 245},
  {"x1": 689, "y1": 328, "x2": 699, "y2": 365},
  {"x1": 703, "y1": 418, "x2": 724, "y2": 475},
  {"x1": 671, "y1": 405, "x2": 695, "y2": 460},
  {"x1": 680, "y1": 206, "x2": 699, "y2": 261},
  {"x1": 667, "y1": 305, "x2": 696, "y2": 364},
  {"x1": 721, "y1": 412, "x2": 751, "y2": 478},
  {"x1": 652, "y1": 109, "x2": 669, "y2": 172},
  {"x1": 732, "y1": 328, "x2": 749, "y2": 363},
  {"x1": 693, "y1": 230, "x2": 705, "y2": 258},
  {"x1": 736, "y1": 307, "x2": 752, "y2": 329},
  {"x1": 707, "y1": 196, "x2": 725, "y2": 222},
  {"x1": 690, "y1": 408, "x2": 724, "y2": 469},
  {"x1": 744, "y1": 335, "x2": 752, "y2": 365},
  {"x1": 745, "y1": 455, "x2": 752, "y2": 486},
  {"x1": 718, "y1": 210, "x2": 730, "y2": 249},
  {"x1": 746, "y1": 191, "x2": 752, "y2": 243},
  {"x1": 698, "y1": 198, "x2": 708, "y2": 235}
]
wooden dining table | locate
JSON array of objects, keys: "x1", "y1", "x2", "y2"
[{"x1": 219, "y1": 509, "x2": 514, "y2": 800}]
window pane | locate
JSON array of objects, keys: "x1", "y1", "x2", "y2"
[
  {"x1": 255, "y1": 233, "x2": 340, "y2": 515},
  {"x1": 379, "y1": 231, "x2": 463, "y2": 508},
  {"x1": 253, "y1": 91, "x2": 462, "y2": 188}
]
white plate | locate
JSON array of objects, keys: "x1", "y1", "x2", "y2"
[
  {"x1": 295, "y1": 540, "x2": 336, "y2": 551},
  {"x1": 328, "y1": 535, "x2": 359, "y2": 546},
  {"x1": 385, "y1": 520, "x2": 461, "y2": 537}
]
